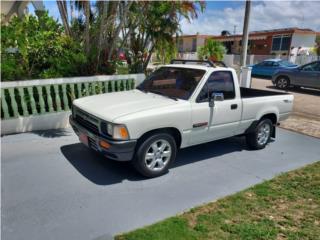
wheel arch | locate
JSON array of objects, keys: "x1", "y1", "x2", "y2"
[
  {"x1": 245, "y1": 112, "x2": 278, "y2": 138},
  {"x1": 136, "y1": 127, "x2": 182, "y2": 149},
  {"x1": 276, "y1": 74, "x2": 291, "y2": 84}
]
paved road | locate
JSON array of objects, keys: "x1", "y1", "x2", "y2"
[{"x1": 2, "y1": 128, "x2": 320, "y2": 240}]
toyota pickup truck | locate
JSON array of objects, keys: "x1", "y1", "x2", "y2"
[{"x1": 70, "y1": 60, "x2": 294, "y2": 177}]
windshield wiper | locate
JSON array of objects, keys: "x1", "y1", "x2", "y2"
[{"x1": 148, "y1": 90, "x2": 178, "y2": 101}]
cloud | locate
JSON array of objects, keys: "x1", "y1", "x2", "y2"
[{"x1": 180, "y1": 1, "x2": 320, "y2": 35}]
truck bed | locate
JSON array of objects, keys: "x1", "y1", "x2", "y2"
[{"x1": 240, "y1": 87, "x2": 289, "y2": 98}]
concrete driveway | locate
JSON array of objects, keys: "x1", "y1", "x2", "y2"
[
  {"x1": 251, "y1": 77, "x2": 320, "y2": 138},
  {"x1": 2, "y1": 128, "x2": 320, "y2": 240}
]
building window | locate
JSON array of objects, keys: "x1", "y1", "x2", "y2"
[
  {"x1": 192, "y1": 38, "x2": 197, "y2": 52},
  {"x1": 272, "y1": 35, "x2": 291, "y2": 51},
  {"x1": 281, "y1": 36, "x2": 291, "y2": 51}
]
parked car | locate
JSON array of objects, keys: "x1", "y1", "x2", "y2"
[
  {"x1": 272, "y1": 61, "x2": 320, "y2": 89},
  {"x1": 70, "y1": 60, "x2": 294, "y2": 177},
  {"x1": 250, "y1": 59, "x2": 298, "y2": 77}
]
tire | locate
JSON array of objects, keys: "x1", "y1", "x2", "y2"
[
  {"x1": 133, "y1": 133, "x2": 177, "y2": 178},
  {"x1": 246, "y1": 119, "x2": 273, "y2": 150},
  {"x1": 276, "y1": 76, "x2": 290, "y2": 89}
]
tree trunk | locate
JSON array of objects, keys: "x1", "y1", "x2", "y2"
[
  {"x1": 107, "y1": 1, "x2": 133, "y2": 61},
  {"x1": 57, "y1": 0, "x2": 71, "y2": 36},
  {"x1": 84, "y1": 1, "x2": 90, "y2": 54},
  {"x1": 143, "y1": 43, "x2": 155, "y2": 71}
]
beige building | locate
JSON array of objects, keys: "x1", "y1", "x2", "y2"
[{"x1": 175, "y1": 34, "x2": 214, "y2": 53}]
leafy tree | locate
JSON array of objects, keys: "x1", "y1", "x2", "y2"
[
  {"x1": 123, "y1": 1, "x2": 205, "y2": 73},
  {"x1": 1, "y1": 12, "x2": 86, "y2": 80},
  {"x1": 198, "y1": 39, "x2": 226, "y2": 61},
  {"x1": 155, "y1": 39, "x2": 178, "y2": 64}
]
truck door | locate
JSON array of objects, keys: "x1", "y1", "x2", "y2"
[{"x1": 190, "y1": 71, "x2": 242, "y2": 145}]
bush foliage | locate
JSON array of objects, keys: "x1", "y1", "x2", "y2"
[
  {"x1": 1, "y1": 12, "x2": 86, "y2": 81},
  {"x1": 198, "y1": 39, "x2": 226, "y2": 61}
]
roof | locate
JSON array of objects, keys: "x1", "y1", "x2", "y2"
[
  {"x1": 212, "y1": 27, "x2": 316, "y2": 41},
  {"x1": 173, "y1": 34, "x2": 216, "y2": 39}
]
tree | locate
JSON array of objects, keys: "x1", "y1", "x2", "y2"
[
  {"x1": 124, "y1": 1, "x2": 205, "y2": 73},
  {"x1": 197, "y1": 39, "x2": 226, "y2": 61},
  {"x1": 1, "y1": 12, "x2": 86, "y2": 80},
  {"x1": 55, "y1": 0, "x2": 205, "y2": 74}
]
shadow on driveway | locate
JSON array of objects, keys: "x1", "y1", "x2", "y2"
[{"x1": 61, "y1": 136, "x2": 254, "y2": 185}]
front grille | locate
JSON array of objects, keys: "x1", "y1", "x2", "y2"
[
  {"x1": 74, "y1": 109, "x2": 100, "y2": 135},
  {"x1": 88, "y1": 137, "x2": 99, "y2": 151}
]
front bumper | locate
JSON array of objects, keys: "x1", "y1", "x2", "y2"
[{"x1": 69, "y1": 116, "x2": 136, "y2": 161}]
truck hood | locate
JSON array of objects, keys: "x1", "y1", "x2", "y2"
[{"x1": 73, "y1": 89, "x2": 179, "y2": 122}]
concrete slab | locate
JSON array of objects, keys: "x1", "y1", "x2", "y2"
[{"x1": 1, "y1": 128, "x2": 319, "y2": 240}]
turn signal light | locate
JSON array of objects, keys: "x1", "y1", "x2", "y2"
[
  {"x1": 99, "y1": 140, "x2": 110, "y2": 149},
  {"x1": 119, "y1": 127, "x2": 129, "y2": 139}
]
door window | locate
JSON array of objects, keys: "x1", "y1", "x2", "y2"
[
  {"x1": 258, "y1": 61, "x2": 273, "y2": 67},
  {"x1": 197, "y1": 71, "x2": 235, "y2": 102},
  {"x1": 302, "y1": 62, "x2": 320, "y2": 72}
]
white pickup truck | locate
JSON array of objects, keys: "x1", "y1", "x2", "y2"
[{"x1": 70, "y1": 60, "x2": 293, "y2": 177}]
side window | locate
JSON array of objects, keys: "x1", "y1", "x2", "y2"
[
  {"x1": 302, "y1": 62, "x2": 318, "y2": 72},
  {"x1": 197, "y1": 71, "x2": 235, "y2": 102},
  {"x1": 272, "y1": 62, "x2": 280, "y2": 67},
  {"x1": 258, "y1": 61, "x2": 272, "y2": 67}
]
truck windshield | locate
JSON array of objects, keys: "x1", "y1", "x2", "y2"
[{"x1": 137, "y1": 67, "x2": 206, "y2": 100}]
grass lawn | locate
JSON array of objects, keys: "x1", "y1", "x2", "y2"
[{"x1": 116, "y1": 161, "x2": 320, "y2": 240}]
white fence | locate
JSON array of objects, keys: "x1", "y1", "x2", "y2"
[{"x1": 1, "y1": 74, "x2": 145, "y2": 135}]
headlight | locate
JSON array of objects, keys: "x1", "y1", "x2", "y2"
[{"x1": 101, "y1": 122, "x2": 129, "y2": 140}]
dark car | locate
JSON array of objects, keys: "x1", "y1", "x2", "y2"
[
  {"x1": 250, "y1": 59, "x2": 298, "y2": 77},
  {"x1": 272, "y1": 61, "x2": 320, "y2": 89}
]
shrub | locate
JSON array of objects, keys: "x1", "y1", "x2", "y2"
[
  {"x1": 198, "y1": 39, "x2": 226, "y2": 61},
  {"x1": 1, "y1": 12, "x2": 87, "y2": 81}
]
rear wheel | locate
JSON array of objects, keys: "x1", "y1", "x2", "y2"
[
  {"x1": 133, "y1": 133, "x2": 177, "y2": 177},
  {"x1": 276, "y1": 76, "x2": 290, "y2": 89},
  {"x1": 246, "y1": 119, "x2": 273, "y2": 150}
]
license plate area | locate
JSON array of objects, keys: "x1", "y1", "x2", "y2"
[{"x1": 79, "y1": 133, "x2": 89, "y2": 146}]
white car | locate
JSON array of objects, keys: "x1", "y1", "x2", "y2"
[{"x1": 70, "y1": 60, "x2": 294, "y2": 177}]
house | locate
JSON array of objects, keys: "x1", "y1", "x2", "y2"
[
  {"x1": 175, "y1": 28, "x2": 317, "y2": 57},
  {"x1": 211, "y1": 28, "x2": 317, "y2": 56},
  {"x1": 175, "y1": 34, "x2": 215, "y2": 53}
]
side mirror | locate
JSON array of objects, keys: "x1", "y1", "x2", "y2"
[{"x1": 209, "y1": 92, "x2": 224, "y2": 107}]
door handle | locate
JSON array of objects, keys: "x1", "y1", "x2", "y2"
[{"x1": 231, "y1": 104, "x2": 238, "y2": 110}]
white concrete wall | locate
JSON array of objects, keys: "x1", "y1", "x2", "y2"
[
  {"x1": 291, "y1": 33, "x2": 316, "y2": 49},
  {"x1": 1, "y1": 112, "x2": 71, "y2": 135}
]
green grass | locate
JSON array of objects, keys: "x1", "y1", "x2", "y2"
[{"x1": 116, "y1": 161, "x2": 320, "y2": 240}]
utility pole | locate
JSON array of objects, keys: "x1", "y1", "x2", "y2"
[
  {"x1": 233, "y1": 25, "x2": 237, "y2": 54},
  {"x1": 240, "y1": 0, "x2": 251, "y2": 66}
]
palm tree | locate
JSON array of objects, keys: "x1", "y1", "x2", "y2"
[{"x1": 198, "y1": 39, "x2": 226, "y2": 61}]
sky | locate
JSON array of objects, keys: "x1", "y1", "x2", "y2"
[
  {"x1": 31, "y1": 0, "x2": 320, "y2": 35},
  {"x1": 181, "y1": 1, "x2": 320, "y2": 35}
]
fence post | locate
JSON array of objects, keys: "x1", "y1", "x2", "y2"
[
  {"x1": 27, "y1": 87, "x2": 37, "y2": 114},
  {"x1": 1, "y1": 89, "x2": 10, "y2": 119},
  {"x1": 18, "y1": 87, "x2": 29, "y2": 116},
  {"x1": 8, "y1": 88, "x2": 19, "y2": 118},
  {"x1": 53, "y1": 85, "x2": 62, "y2": 112},
  {"x1": 250, "y1": 55, "x2": 254, "y2": 65}
]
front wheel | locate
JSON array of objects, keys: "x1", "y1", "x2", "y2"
[
  {"x1": 276, "y1": 76, "x2": 290, "y2": 89},
  {"x1": 246, "y1": 119, "x2": 273, "y2": 150},
  {"x1": 133, "y1": 133, "x2": 177, "y2": 177}
]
